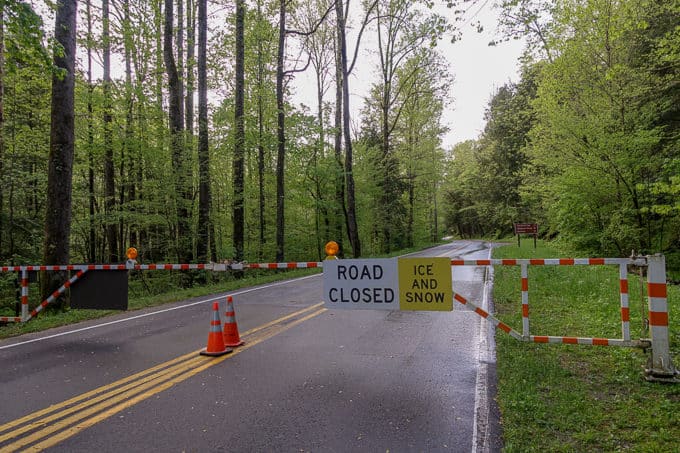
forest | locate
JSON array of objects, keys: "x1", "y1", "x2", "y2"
[
  {"x1": 0, "y1": 0, "x2": 678, "y2": 277},
  {"x1": 446, "y1": 1, "x2": 680, "y2": 268}
]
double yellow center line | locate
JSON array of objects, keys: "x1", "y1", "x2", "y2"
[{"x1": 0, "y1": 303, "x2": 326, "y2": 452}]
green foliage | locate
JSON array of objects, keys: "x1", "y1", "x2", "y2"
[
  {"x1": 445, "y1": 0, "x2": 680, "y2": 271},
  {"x1": 360, "y1": 29, "x2": 452, "y2": 253},
  {"x1": 444, "y1": 140, "x2": 484, "y2": 238},
  {"x1": 0, "y1": 0, "x2": 456, "y2": 274},
  {"x1": 1, "y1": 59, "x2": 51, "y2": 263},
  {"x1": 443, "y1": 66, "x2": 538, "y2": 239},
  {"x1": 519, "y1": 0, "x2": 678, "y2": 257},
  {"x1": 3, "y1": 0, "x2": 51, "y2": 69}
]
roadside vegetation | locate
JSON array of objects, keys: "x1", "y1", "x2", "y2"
[{"x1": 492, "y1": 240, "x2": 679, "y2": 452}]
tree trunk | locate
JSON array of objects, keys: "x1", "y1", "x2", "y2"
[
  {"x1": 275, "y1": 0, "x2": 286, "y2": 262},
  {"x1": 232, "y1": 0, "x2": 245, "y2": 263},
  {"x1": 381, "y1": 97, "x2": 391, "y2": 252},
  {"x1": 0, "y1": 4, "x2": 5, "y2": 258},
  {"x1": 432, "y1": 179, "x2": 438, "y2": 242},
  {"x1": 257, "y1": 83, "x2": 266, "y2": 260},
  {"x1": 164, "y1": 0, "x2": 192, "y2": 265},
  {"x1": 42, "y1": 0, "x2": 77, "y2": 306},
  {"x1": 336, "y1": 0, "x2": 360, "y2": 257},
  {"x1": 196, "y1": 0, "x2": 212, "y2": 262},
  {"x1": 406, "y1": 126, "x2": 414, "y2": 248},
  {"x1": 315, "y1": 67, "x2": 329, "y2": 260},
  {"x1": 185, "y1": 0, "x2": 195, "y2": 134},
  {"x1": 103, "y1": 0, "x2": 119, "y2": 262},
  {"x1": 151, "y1": 0, "x2": 165, "y2": 262},
  {"x1": 86, "y1": 0, "x2": 96, "y2": 262},
  {"x1": 256, "y1": 0, "x2": 266, "y2": 260},
  {"x1": 122, "y1": 0, "x2": 136, "y2": 250},
  {"x1": 333, "y1": 28, "x2": 345, "y2": 255},
  {"x1": 176, "y1": 0, "x2": 185, "y2": 127}
]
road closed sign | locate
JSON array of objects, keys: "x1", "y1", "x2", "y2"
[
  {"x1": 323, "y1": 259, "x2": 398, "y2": 310},
  {"x1": 398, "y1": 257, "x2": 453, "y2": 311},
  {"x1": 323, "y1": 257, "x2": 453, "y2": 311}
]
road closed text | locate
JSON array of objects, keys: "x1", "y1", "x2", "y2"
[
  {"x1": 323, "y1": 259, "x2": 399, "y2": 310},
  {"x1": 327, "y1": 287, "x2": 395, "y2": 304}
]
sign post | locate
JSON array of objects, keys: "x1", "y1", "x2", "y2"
[{"x1": 514, "y1": 223, "x2": 538, "y2": 248}]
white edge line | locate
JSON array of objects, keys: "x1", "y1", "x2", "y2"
[
  {"x1": 471, "y1": 247, "x2": 493, "y2": 453},
  {"x1": 0, "y1": 274, "x2": 321, "y2": 351}
]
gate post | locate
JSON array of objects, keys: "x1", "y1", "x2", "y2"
[
  {"x1": 21, "y1": 269, "x2": 29, "y2": 322},
  {"x1": 521, "y1": 263, "x2": 530, "y2": 337},
  {"x1": 645, "y1": 254, "x2": 678, "y2": 382}
]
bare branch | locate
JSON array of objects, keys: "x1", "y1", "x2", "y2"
[
  {"x1": 348, "y1": 0, "x2": 378, "y2": 75},
  {"x1": 287, "y1": 1, "x2": 336, "y2": 37},
  {"x1": 284, "y1": 54, "x2": 313, "y2": 76}
]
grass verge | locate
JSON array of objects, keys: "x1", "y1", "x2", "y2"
[{"x1": 492, "y1": 240, "x2": 680, "y2": 452}]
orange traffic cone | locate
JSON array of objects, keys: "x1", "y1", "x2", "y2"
[
  {"x1": 223, "y1": 296, "x2": 244, "y2": 347},
  {"x1": 200, "y1": 302, "x2": 233, "y2": 357}
]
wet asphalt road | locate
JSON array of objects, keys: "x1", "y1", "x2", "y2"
[{"x1": 0, "y1": 240, "x2": 501, "y2": 452}]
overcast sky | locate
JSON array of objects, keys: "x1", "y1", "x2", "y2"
[
  {"x1": 438, "y1": 4, "x2": 525, "y2": 148},
  {"x1": 292, "y1": 2, "x2": 525, "y2": 151}
]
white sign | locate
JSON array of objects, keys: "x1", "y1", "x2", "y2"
[{"x1": 323, "y1": 259, "x2": 399, "y2": 310}]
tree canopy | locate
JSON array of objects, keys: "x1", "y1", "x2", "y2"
[
  {"x1": 0, "y1": 0, "x2": 454, "y2": 278},
  {"x1": 445, "y1": 0, "x2": 680, "y2": 267}
]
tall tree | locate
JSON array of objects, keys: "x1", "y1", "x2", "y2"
[
  {"x1": 103, "y1": 0, "x2": 118, "y2": 261},
  {"x1": 255, "y1": 0, "x2": 270, "y2": 260},
  {"x1": 42, "y1": 0, "x2": 77, "y2": 305},
  {"x1": 122, "y1": 0, "x2": 137, "y2": 248},
  {"x1": 335, "y1": 0, "x2": 361, "y2": 257},
  {"x1": 164, "y1": 0, "x2": 192, "y2": 264},
  {"x1": 453, "y1": 66, "x2": 538, "y2": 236},
  {"x1": 275, "y1": 0, "x2": 286, "y2": 262},
  {"x1": 521, "y1": 0, "x2": 673, "y2": 254},
  {"x1": 297, "y1": 0, "x2": 335, "y2": 257},
  {"x1": 176, "y1": 0, "x2": 185, "y2": 127},
  {"x1": 274, "y1": 0, "x2": 334, "y2": 261},
  {"x1": 196, "y1": 0, "x2": 212, "y2": 262},
  {"x1": 371, "y1": 0, "x2": 445, "y2": 252},
  {"x1": 85, "y1": 0, "x2": 96, "y2": 262},
  {"x1": 233, "y1": 0, "x2": 245, "y2": 262},
  {"x1": 394, "y1": 51, "x2": 450, "y2": 246},
  {"x1": 333, "y1": 5, "x2": 345, "y2": 255},
  {"x1": 185, "y1": 0, "x2": 195, "y2": 134},
  {"x1": 0, "y1": 2, "x2": 5, "y2": 256},
  {"x1": 0, "y1": 1, "x2": 52, "y2": 261}
]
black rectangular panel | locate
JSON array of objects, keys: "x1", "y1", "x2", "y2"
[{"x1": 70, "y1": 270, "x2": 129, "y2": 310}]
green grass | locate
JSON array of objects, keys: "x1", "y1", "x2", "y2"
[{"x1": 493, "y1": 240, "x2": 680, "y2": 452}]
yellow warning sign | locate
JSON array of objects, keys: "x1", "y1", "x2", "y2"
[{"x1": 398, "y1": 257, "x2": 453, "y2": 311}]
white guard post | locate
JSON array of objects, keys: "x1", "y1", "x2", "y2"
[{"x1": 645, "y1": 254, "x2": 679, "y2": 383}]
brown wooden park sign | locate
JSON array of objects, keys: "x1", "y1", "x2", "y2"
[{"x1": 514, "y1": 223, "x2": 538, "y2": 248}]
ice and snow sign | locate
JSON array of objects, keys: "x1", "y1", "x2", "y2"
[
  {"x1": 398, "y1": 257, "x2": 453, "y2": 311},
  {"x1": 323, "y1": 259, "x2": 398, "y2": 310}
]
